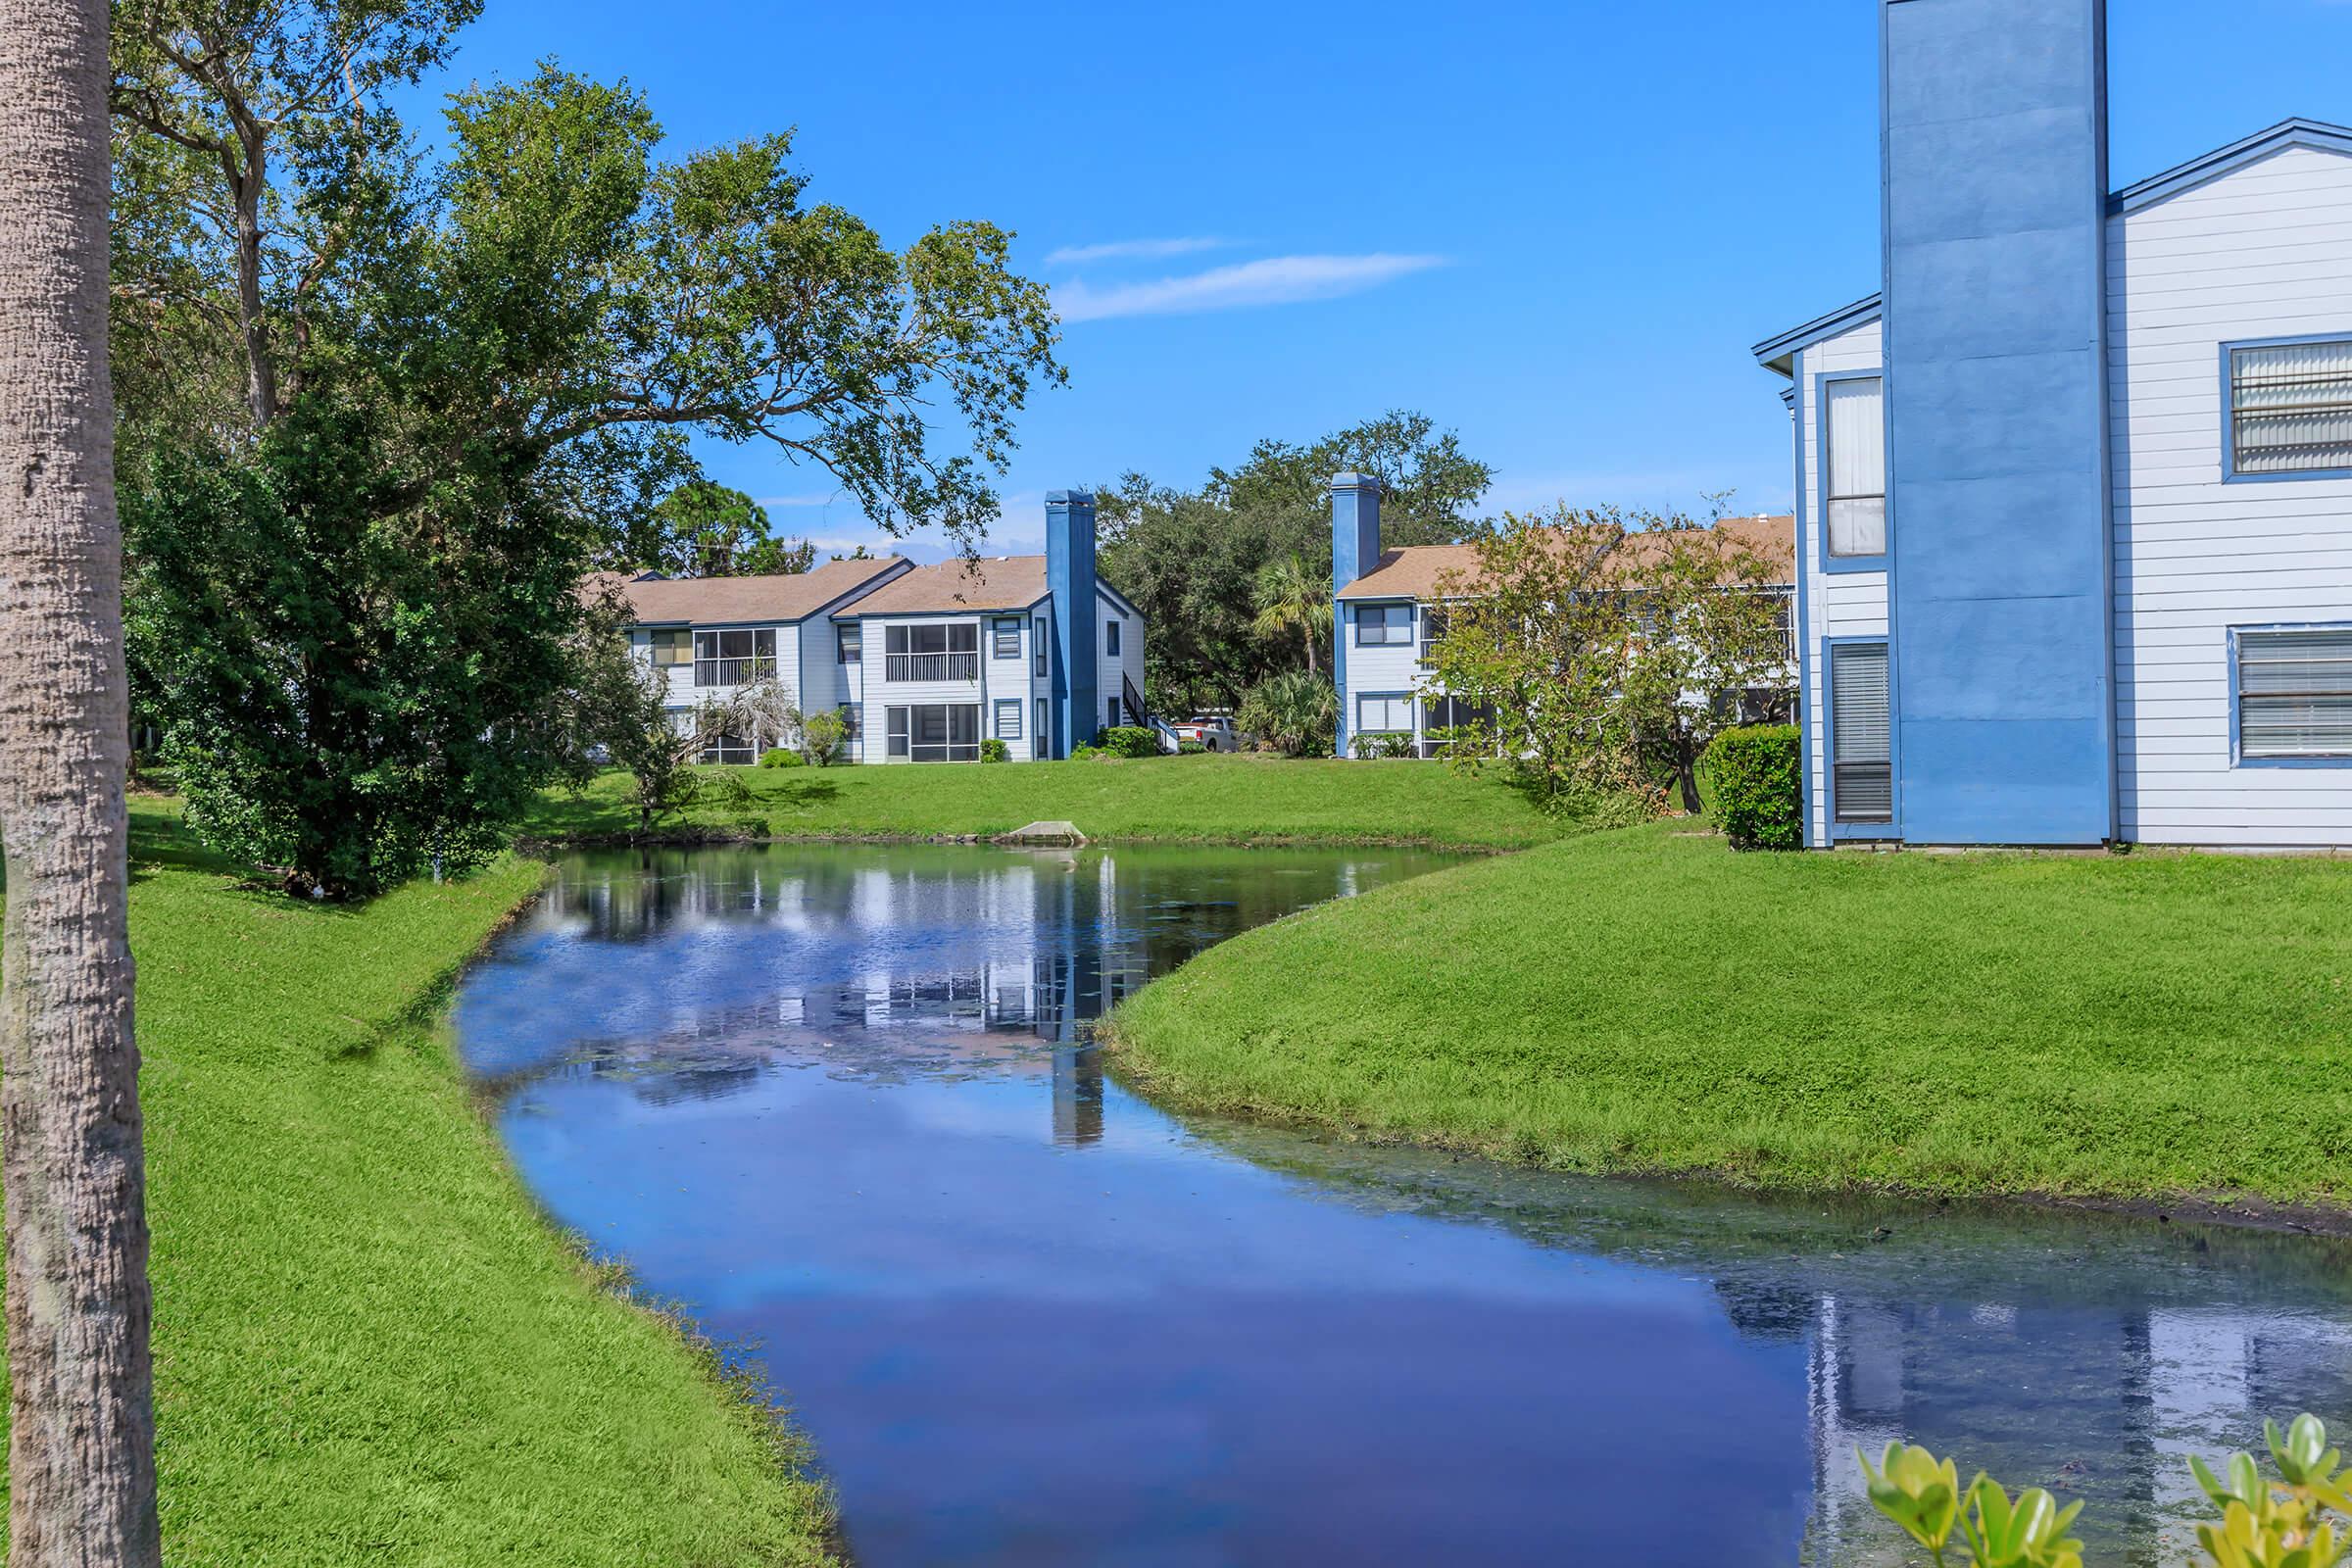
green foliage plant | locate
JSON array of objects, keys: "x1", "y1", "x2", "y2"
[
  {"x1": 798, "y1": 710, "x2": 849, "y2": 766},
  {"x1": 1858, "y1": 1414, "x2": 2347, "y2": 1568},
  {"x1": 757, "y1": 748, "x2": 805, "y2": 769},
  {"x1": 1235, "y1": 670, "x2": 1338, "y2": 758},
  {"x1": 1353, "y1": 730, "x2": 1417, "y2": 760},
  {"x1": 1096, "y1": 725, "x2": 1159, "y2": 760},
  {"x1": 979, "y1": 738, "x2": 1009, "y2": 763},
  {"x1": 1704, "y1": 724, "x2": 1802, "y2": 850}
]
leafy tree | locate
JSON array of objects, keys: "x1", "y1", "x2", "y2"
[
  {"x1": 573, "y1": 620, "x2": 755, "y2": 838},
  {"x1": 1423, "y1": 511, "x2": 1654, "y2": 813},
  {"x1": 798, "y1": 708, "x2": 849, "y2": 765},
  {"x1": 0, "y1": 0, "x2": 161, "y2": 1556},
  {"x1": 1250, "y1": 553, "x2": 1332, "y2": 676},
  {"x1": 623, "y1": 478, "x2": 816, "y2": 577},
  {"x1": 1618, "y1": 523, "x2": 1791, "y2": 811},
  {"x1": 1099, "y1": 410, "x2": 1491, "y2": 712},
  {"x1": 1422, "y1": 507, "x2": 1790, "y2": 816},
  {"x1": 110, "y1": 18, "x2": 1060, "y2": 896}
]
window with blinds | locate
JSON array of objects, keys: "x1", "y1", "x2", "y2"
[
  {"x1": 2237, "y1": 627, "x2": 2352, "y2": 760},
  {"x1": 1824, "y1": 376, "x2": 1887, "y2": 558},
  {"x1": 2229, "y1": 338, "x2": 2352, "y2": 476},
  {"x1": 1831, "y1": 642, "x2": 1892, "y2": 821}
]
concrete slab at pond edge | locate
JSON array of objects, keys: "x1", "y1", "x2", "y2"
[{"x1": 999, "y1": 820, "x2": 1087, "y2": 846}]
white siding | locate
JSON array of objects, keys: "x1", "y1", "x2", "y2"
[
  {"x1": 1342, "y1": 600, "x2": 1423, "y2": 752},
  {"x1": 2109, "y1": 143, "x2": 2352, "y2": 846},
  {"x1": 1099, "y1": 587, "x2": 1146, "y2": 735},
  {"x1": 859, "y1": 612, "x2": 989, "y2": 763},
  {"x1": 984, "y1": 611, "x2": 1039, "y2": 761},
  {"x1": 1792, "y1": 318, "x2": 1888, "y2": 844},
  {"x1": 633, "y1": 620, "x2": 803, "y2": 751}
]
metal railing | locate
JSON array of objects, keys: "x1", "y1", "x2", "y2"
[
  {"x1": 694, "y1": 657, "x2": 777, "y2": 688},
  {"x1": 885, "y1": 653, "x2": 979, "y2": 683}
]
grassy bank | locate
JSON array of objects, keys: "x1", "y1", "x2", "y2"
[
  {"x1": 525, "y1": 753, "x2": 1573, "y2": 851},
  {"x1": 1105, "y1": 821, "x2": 2352, "y2": 1207},
  {"x1": 9, "y1": 802, "x2": 834, "y2": 1564}
]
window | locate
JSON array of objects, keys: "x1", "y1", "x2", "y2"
[
  {"x1": 836, "y1": 624, "x2": 861, "y2": 664},
  {"x1": 1419, "y1": 606, "x2": 1448, "y2": 661},
  {"x1": 1355, "y1": 603, "x2": 1413, "y2": 647},
  {"x1": 1035, "y1": 698, "x2": 1050, "y2": 754},
  {"x1": 884, "y1": 622, "x2": 979, "y2": 681},
  {"x1": 1108, "y1": 697, "x2": 1122, "y2": 730},
  {"x1": 648, "y1": 628, "x2": 692, "y2": 666},
  {"x1": 886, "y1": 706, "x2": 908, "y2": 758},
  {"x1": 993, "y1": 617, "x2": 1022, "y2": 660},
  {"x1": 889, "y1": 703, "x2": 980, "y2": 762},
  {"x1": 1419, "y1": 695, "x2": 1494, "y2": 757},
  {"x1": 2236, "y1": 626, "x2": 2352, "y2": 760},
  {"x1": 2228, "y1": 337, "x2": 2352, "y2": 476},
  {"x1": 694, "y1": 627, "x2": 777, "y2": 686},
  {"x1": 1105, "y1": 619, "x2": 1122, "y2": 657},
  {"x1": 995, "y1": 698, "x2": 1022, "y2": 740},
  {"x1": 1355, "y1": 692, "x2": 1414, "y2": 733},
  {"x1": 699, "y1": 729, "x2": 756, "y2": 765},
  {"x1": 1831, "y1": 642, "x2": 1892, "y2": 822},
  {"x1": 836, "y1": 703, "x2": 858, "y2": 741},
  {"x1": 1824, "y1": 376, "x2": 1886, "y2": 559},
  {"x1": 1034, "y1": 617, "x2": 1049, "y2": 677}
]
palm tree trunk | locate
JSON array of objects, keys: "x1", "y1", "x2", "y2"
[
  {"x1": 0, "y1": 0, "x2": 163, "y2": 1560},
  {"x1": 1303, "y1": 626, "x2": 1317, "y2": 677}
]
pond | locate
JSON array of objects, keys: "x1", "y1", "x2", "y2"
[{"x1": 454, "y1": 843, "x2": 2352, "y2": 1567}]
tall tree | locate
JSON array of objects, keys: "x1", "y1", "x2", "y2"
[
  {"x1": 1099, "y1": 411, "x2": 1491, "y2": 713},
  {"x1": 623, "y1": 478, "x2": 816, "y2": 577},
  {"x1": 1249, "y1": 553, "x2": 1331, "y2": 676},
  {"x1": 112, "y1": 32, "x2": 1060, "y2": 897},
  {"x1": 0, "y1": 0, "x2": 162, "y2": 1558}
]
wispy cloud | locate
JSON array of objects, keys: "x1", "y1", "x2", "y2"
[
  {"x1": 1044, "y1": 236, "x2": 1227, "y2": 267},
  {"x1": 1054, "y1": 253, "x2": 1447, "y2": 323}
]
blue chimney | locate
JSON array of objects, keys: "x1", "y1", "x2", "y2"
[
  {"x1": 1046, "y1": 490, "x2": 1098, "y2": 760},
  {"x1": 1883, "y1": 0, "x2": 2116, "y2": 844},
  {"x1": 1329, "y1": 474, "x2": 1382, "y2": 756}
]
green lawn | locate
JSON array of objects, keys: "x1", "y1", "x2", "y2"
[
  {"x1": 525, "y1": 753, "x2": 1575, "y2": 852},
  {"x1": 12, "y1": 802, "x2": 835, "y2": 1565},
  {"x1": 1104, "y1": 821, "x2": 2352, "y2": 1206}
]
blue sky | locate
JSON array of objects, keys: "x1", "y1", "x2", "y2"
[{"x1": 430, "y1": 1, "x2": 2352, "y2": 561}]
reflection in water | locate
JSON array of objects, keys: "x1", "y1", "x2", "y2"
[{"x1": 455, "y1": 845, "x2": 2352, "y2": 1568}]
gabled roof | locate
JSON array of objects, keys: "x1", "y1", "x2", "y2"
[
  {"x1": 833, "y1": 556, "x2": 1050, "y2": 617},
  {"x1": 1337, "y1": 514, "x2": 1795, "y2": 601},
  {"x1": 2111, "y1": 118, "x2": 2352, "y2": 215},
  {"x1": 1751, "y1": 293, "x2": 1883, "y2": 375},
  {"x1": 596, "y1": 556, "x2": 908, "y2": 627}
]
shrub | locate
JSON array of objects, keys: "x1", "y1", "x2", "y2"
[
  {"x1": 757, "y1": 747, "x2": 805, "y2": 768},
  {"x1": 1860, "y1": 1412, "x2": 2344, "y2": 1568},
  {"x1": 1177, "y1": 739, "x2": 1207, "y2": 756},
  {"x1": 980, "y1": 737, "x2": 1009, "y2": 763},
  {"x1": 1068, "y1": 743, "x2": 1106, "y2": 761},
  {"x1": 1703, "y1": 724, "x2": 1801, "y2": 851},
  {"x1": 1096, "y1": 725, "x2": 1159, "y2": 760},
  {"x1": 1352, "y1": 731, "x2": 1417, "y2": 760},
  {"x1": 1236, "y1": 670, "x2": 1338, "y2": 758},
  {"x1": 799, "y1": 710, "x2": 848, "y2": 766}
]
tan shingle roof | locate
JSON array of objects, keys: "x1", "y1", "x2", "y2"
[
  {"x1": 1336, "y1": 514, "x2": 1794, "y2": 600},
  {"x1": 599, "y1": 558, "x2": 910, "y2": 626},
  {"x1": 830, "y1": 556, "x2": 1050, "y2": 617}
]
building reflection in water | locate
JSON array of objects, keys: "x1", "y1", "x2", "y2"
[
  {"x1": 475, "y1": 844, "x2": 2352, "y2": 1565},
  {"x1": 504, "y1": 843, "x2": 1398, "y2": 1147}
]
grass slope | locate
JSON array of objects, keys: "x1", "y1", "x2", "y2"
[
  {"x1": 1106, "y1": 821, "x2": 2352, "y2": 1204},
  {"x1": 525, "y1": 754, "x2": 1571, "y2": 851},
  {"x1": 10, "y1": 803, "x2": 834, "y2": 1565}
]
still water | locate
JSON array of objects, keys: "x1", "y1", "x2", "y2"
[{"x1": 454, "y1": 844, "x2": 2352, "y2": 1567}]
